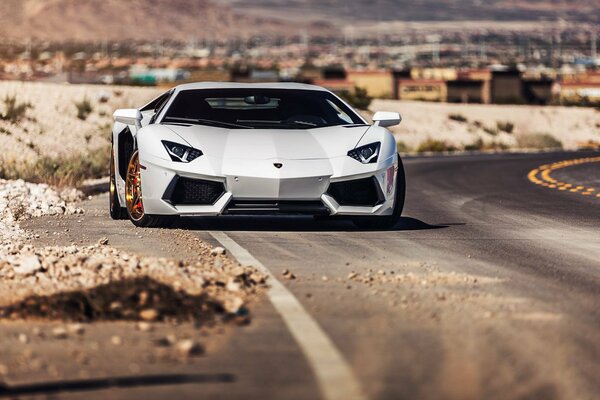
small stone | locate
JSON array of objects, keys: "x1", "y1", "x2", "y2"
[
  {"x1": 68, "y1": 324, "x2": 85, "y2": 335},
  {"x1": 136, "y1": 322, "x2": 153, "y2": 332},
  {"x1": 282, "y1": 269, "x2": 296, "y2": 280},
  {"x1": 321, "y1": 276, "x2": 329, "y2": 281},
  {"x1": 347, "y1": 272, "x2": 358, "y2": 280},
  {"x1": 52, "y1": 327, "x2": 68, "y2": 339},
  {"x1": 210, "y1": 246, "x2": 226, "y2": 256},
  {"x1": 111, "y1": 335, "x2": 122, "y2": 346},
  {"x1": 175, "y1": 339, "x2": 204, "y2": 357},
  {"x1": 224, "y1": 296, "x2": 244, "y2": 314},
  {"x1": 18, "y1": 333, "x2": 28, "y2": 344},
  {"x1": 154, "y1": 334, "x2": 177, "y2": 347},
  {"x1": 98, "y1": 237, "x2": 109, "y2": 246},
  {"x1": 226, "y1": 279, "x2": 241, "y2": 292},
  {"x1": 139, "y1": 309, "x2": 159, "y2": 321},
  {"x1": 13, "y1": 255, "x2": 42, "y2": 276}
]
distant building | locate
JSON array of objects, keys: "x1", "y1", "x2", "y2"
[
  {"x1": 346, "y1": 70, "x2": 393, "y2": 98},
  {"x1": 447, "y1": 80, "x2": 490, "y2": 103},
  {"x1": 129, "y1": 67, "x2": 189, "y2": 84},
  {"x1": 397, "y1": 79, "x2": 446, "y2": 102},
  {"x1": 522, "y1": 78, "x2": 554, "y2": 105},
  {"x1": 313, "y1": 79, "x2": 354, "y2": 94},
  {"x1": 491, "y1": 70, "x2": 523, "y2": 104},
  {"x1": 557, "y1": 81, "x2": 600, "y2": 102}
]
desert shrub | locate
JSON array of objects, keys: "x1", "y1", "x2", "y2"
[
  {"x1": 448, "y1": 113, "x2": 467, "y2": 123},
  {"x1": 339, "y1": 86, "x2": 372, "y2": 110},
  {"x1": 483, "y1": 126, "x2": 499, "y2": 136},
  {"x1": 0, "y1": 147, "x2": 110, "y2": 187},
  {"x1": 417, "y1": 138, "x2": 457, "y2": 153},
  {"x1": 464, "y1": 138, "x2": 509, "y2": 151},
  {"x1": 472, "y1": 120, "x2": 483, "y2": 128},
  {"x1": 0, "y1": 95, "x2": 32, "y2": 123},
  {"x1": 496, "y1": 120, "x2": 514, "y2": 133},
  {"x1": 464, "y1": 138, "x2": 484, "y2": 151},
  {"x1": 0, "y1": 126, "x2": 12, "y2": 135},
  {"x1": 75, "y1": 98, "x2": 93, "y2": 120},
  {"x1": 397, "y1": 141, "x2": 411, "y2": 153},
  {"x1": 516, "y1": 133, "x2": 562, "y2": 149}
]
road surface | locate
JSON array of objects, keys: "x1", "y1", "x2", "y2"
[{"x1": 17, "y1": 151, "x2": 600, "y2": 400}]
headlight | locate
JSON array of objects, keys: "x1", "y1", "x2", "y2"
[
  {"x1": 162, "y1": 140, "x2": 203, "y2": 163},
  {"x1": 348, "y1": 142, "x2": 380, "y2": 164}
]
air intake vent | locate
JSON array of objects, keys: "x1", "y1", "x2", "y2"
[
  {"x1": 163, "y1": 177, "x2": 225, "y2": 205},
  {"x1": 326, "y1": 177, "x2": 384, "y2": 207}
]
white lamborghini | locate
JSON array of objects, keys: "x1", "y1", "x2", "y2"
[{"x1": 110, "y1": 82, "x2": 405, "y2": 229}]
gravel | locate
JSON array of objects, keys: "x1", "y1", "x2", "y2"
[{"x1": 0, "y1": 179, "x2": 267, "y2": 324}]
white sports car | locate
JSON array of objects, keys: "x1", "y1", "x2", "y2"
[{"x1": 110, "y1": 82, "x2": 405, "y2": 229}]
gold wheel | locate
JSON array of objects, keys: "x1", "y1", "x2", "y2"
[{"x1": 125, "y1": 151, "x2": 144, "y2": 221}]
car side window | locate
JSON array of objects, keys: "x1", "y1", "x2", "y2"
[
  {"x1": 149, "y1": 90, "x2": 173, "y2": 124},
  {"x1": 326, "y1": 99, "x2": 353, "y2": 124}
]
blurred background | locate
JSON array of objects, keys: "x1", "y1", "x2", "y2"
[{"x1": 0, "y1": 0, "x2": 599, "y2": 185}]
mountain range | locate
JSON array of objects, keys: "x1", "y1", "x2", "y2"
[{"x1": 0, "y1": 0, "x2": 596, "y2": 42}]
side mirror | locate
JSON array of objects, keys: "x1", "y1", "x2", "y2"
[
  {"x1": 372, "y1": 111, "x2": 401, "y2": 128},
  {"x1": 113, "y1": 108, "x2": 142, "y2": 127}
]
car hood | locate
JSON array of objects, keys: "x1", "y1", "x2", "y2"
[{"x1": 164, "y1": 124, "x2": 371, "y2": 160}]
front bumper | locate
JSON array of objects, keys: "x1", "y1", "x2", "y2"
[{"x1": 138, "y1": 153, "x2": 398, "y2": 217}]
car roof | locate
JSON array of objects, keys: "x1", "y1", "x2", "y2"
[{"x1": 173, "y1": 81, "x2": 330, "y2": 92}]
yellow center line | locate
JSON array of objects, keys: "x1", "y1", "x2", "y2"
[{"x1": 527, "y1": 156, "x2": 600, "y2": 201}]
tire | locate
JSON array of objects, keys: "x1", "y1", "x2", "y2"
[
  {"x1": 125, "y1": 150, "x2": 177, "y2": 228},
  {"x1": 352, "y1": 155, "x2": 406, "y2": 230},
  {"x1": 109, "y1": 147, "x2": 128, "y2": 220}
]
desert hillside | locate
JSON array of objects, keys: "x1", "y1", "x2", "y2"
[
  {"x1": 371, "y1": 99, "x2": 600, "y2": 152},
  {"x1": 0, "y1": 0, "x2": 334, "y2": 42}
]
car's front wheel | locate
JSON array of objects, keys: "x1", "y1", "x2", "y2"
[
  {"x1": 125, "y1": 150, "x2": 176, "y2": 228},
  {"x1": 352, "y1": 155, "x2": 405, "y2": 230}
]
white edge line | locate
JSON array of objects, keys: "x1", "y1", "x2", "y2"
[{"x1": 209, "y1": 231, "x2": 368, "y2": 400}]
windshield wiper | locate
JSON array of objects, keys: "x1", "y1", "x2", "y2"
[
  {"x1": 237, "y1": 119, "x2": 318, "y2": 128},
  {"x1": 163, "y1": 117, "x2": 252, "y2": 129}
]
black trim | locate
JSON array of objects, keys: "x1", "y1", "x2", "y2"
[
  {"x1": 162, "y1": 176, "x2": 225, "y2": 206},
  {"x1": 117, "y1": 128, "x2": 134, "y2": 180},
  {"x1": 224, "y1": 200, "x2": 330, "y2": 216},
  {"x1": 326, "y1": 176, "x2": 385, "y2": 207}
]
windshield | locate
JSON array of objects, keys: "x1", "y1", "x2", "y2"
[{"x1": 161, "y1": 89, "x2": 365, "y2": 129}]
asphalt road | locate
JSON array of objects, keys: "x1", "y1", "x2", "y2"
[{"x1": 18, "y1": 151, "x2": 600, "y2": 400}]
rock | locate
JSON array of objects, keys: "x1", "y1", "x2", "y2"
[
  {"x1": 136, "y1": 322, "x2": 153, "y2": 332},
  {"x1": 224, "y1": 296, "x2": 244, "y2": 314},
  {"x1": 111, "y1": 335, "x2": 122, "y2": 346},
  {"x1": 68, "y1": 323, "x2": 85, "y2": 335},
  {"x1": 282, "y1": 269, "x2": 296, "y2": 280},
  {"x1": 210, "y1": 246, "x2": 226, "y2": 256},
  {"x1": 13, "y1": 255, "x2": 42, "y2": 275},
  {"x1": 18, "y1": 333, "x2": 28, "y2": 344},
  {"x1": 175, "y1": 339, "x2": 204, "y2": 357},
  {"x1": 52, "y1": 327, "x2": 68, "y2": 339},
  {"x1": 175, "y1": 339, "x2": 204, "y2": 358},
  {"x1": 139, "y1": 308, "x2": 159, "y2": 321},
  {"x1": 98, "y1": 237, "x2": 109, "y2": 246},
  {"x1": 154, "y1": 334, "x2": 177, "y2": 347},
  {"x1": 226, "y1": 279, "x2": 241, "y2": 292},
  {"x1": 347, "y1": 272, "x2": 358, "y2": 280}
]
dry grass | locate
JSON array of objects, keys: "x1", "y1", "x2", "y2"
[
  {"x1": 0, "y1": 81, "x2": 160, "y2": 186},
  {"x1": 516, "y1": 133, "x2": 563, "y2": 150}
]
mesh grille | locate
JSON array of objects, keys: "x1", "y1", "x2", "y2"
[
  {"x1": 168, "y1": 177, "x2": 225, "y2": 205},
  {"x1": 326, "y1": 177, "x2": 383, "y2": 207}
]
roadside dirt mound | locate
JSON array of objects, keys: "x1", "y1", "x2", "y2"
[{"x1": 0, "y1": 277, "x2": 229, "y2": 324}]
